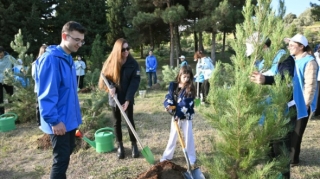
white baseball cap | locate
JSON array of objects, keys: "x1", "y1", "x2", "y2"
[
  {"x1": 17, "y1": 59, "x2": 23, "y2": 65},
  {"x1": 179, "y1": 55, "x2": 185, "y2": 59},
  {"x1": 285, "y1": 34, "x2": 308, "y2": 47}
]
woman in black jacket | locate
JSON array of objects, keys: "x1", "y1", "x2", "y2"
[{"x1": 99, "y1": 38, "x2": 141, "y2": 159}]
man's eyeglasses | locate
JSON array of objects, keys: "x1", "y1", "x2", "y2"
[
  {"x1": 121, "y1": 47, "x2": 130, "y2": 52},
  {"x1": 67, "y1": 34, "x2": 85, "y2": 46}
]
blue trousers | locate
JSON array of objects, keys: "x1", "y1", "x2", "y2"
[
  {"x1": 147, "y1": 72, "x2": 157, "y2": 87},
  {"x1": 49, "y1": 129, "x2": 77, "y2": 179}
]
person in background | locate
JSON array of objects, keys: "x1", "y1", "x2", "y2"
[
  {"x1": 179, "y1": 55, "x2": 187, "y2": 67},
  {"x1": 313, "y1": 46, "x2": 320, "y2": 117},
  {"x1": 250, "y1": 46, "x2": 295, "y2": 179},
  {"x1": 194, "y1": 51, "x2": 214, "y2": 103},
  {"x1": 13, "y1": 59, "x2": 29, "y2": 87},
  {"x1": 255, "y1": 38, "x2": 287, "y2": 76},
  {"x1": 98, "y1": 38, "x2": 141, "y2": 159},
  {"x1": 74, "y1": 55, "x2": 86, "y2": 89},
  {"x1": 35, "y1": 21, "x2": 85, "y2": 179},
  {"x1": 160, "y1": 65, "x2": 197, "y2": 166},
  {"x1": 0, "y1": 46, "x2": 16, "y2": 115},
  {"x1": 145, "y1": 50, "x2": 157, "y2": 88},
  {"x1": 32, "y1": 44, "x2": 47, "y2": 126},
  {"x1": 286, "y1": 34, "x2": 318, "y2": 167}
]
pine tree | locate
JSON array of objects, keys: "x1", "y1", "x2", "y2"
[
  {"x1": 4, "y1": 29, "x2": 36, "y2": 123},
  {"x1": 88, "y1": 34, "x2": 106, "y2": 71},
  {"x1": 202, "y1": 0, "x2": 293, "y2": 178}
]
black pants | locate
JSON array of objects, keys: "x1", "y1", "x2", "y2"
[
  {"x1": 0, "y1": 83, "x2": 14, "y2": 115},
  {"x1": 76, "y1": 75, "x2": 85, "y2": 89},
  {"x1": 147, "y1": 72, "x2": 157, "y2": 87},
  {"x1": 36, "y1": 101, "x2": 40, "y2": 126},
  {"x1": 196, "y1": 80, "x2": 210, "y2": 101},
  {"x1": 269, "y1": 115, "x2": 296, "y2": 179},
  {"x1": 111, "y1": 103, "x2": 136, "y2": 143},
  {"x1": 49, "y1": 129, "x2": 77, "y2": 179},
  {"x1": 290, "y1": 109, "x2": 310, "y2": 164}
]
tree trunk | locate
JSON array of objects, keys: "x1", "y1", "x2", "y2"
[
  {"x1": 199, "y1": 32, "x2": 204, "y2": 52},
  {"x1": 194, "y1": 19, "x2": 198, "y2": 52},
  {"x1": 194, "y1": 31, "x2": 198, "y2": 52},
  {"x1": 140, "y1": 44, "x2": 144, "y2": 59},
  {"x1": 176, "y1": 25, "x2": 182, "y2": 56},
  {"x1": 169, "y1": 22, "x2": 174, "y2": 67},
  {"x1": 149, "y1": 25, "x2": 154, "y2": 50},
  {"x1": 222, "y1": 31, "x2": 226, "y2": 58},
  {"x1": 211, "y1": 31, "x2": 217, "y2": 65}
]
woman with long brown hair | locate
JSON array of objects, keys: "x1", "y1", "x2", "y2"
[
  {"x1": 193, "y1": 51, "x2": 214, "y2": 103},
  {"x1": 99, "y1": 38, "x2": 141, "y2": 159}
]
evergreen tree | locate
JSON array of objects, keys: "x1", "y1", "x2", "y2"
[
  {"x1": 88, "y1": 34, "x2": 106, "y2": 72},
  {"x1": 52, "y1": 0, "x2": 108, "y2": 56},
  {"x1": 0, "y1": 0, "x2": 56, "y2": 56},
  {"x1": 106, "y1": 0, "x2": 128, "y2": 47},
  {"x1": 202, "y1": 0, "x2": 293, "y2": 178},
  {"x1": 4, "y1": 29, "x2": 36, "y2": 123}
]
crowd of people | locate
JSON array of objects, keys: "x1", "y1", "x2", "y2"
[{"x1": 2, "y1": 18, "x2": 319, "y2": 178}]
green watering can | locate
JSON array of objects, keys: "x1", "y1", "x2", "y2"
[
  {"x1": 0, "y1": 112, "x2": 18, "y2": 132},
  {"x1": 82, "y1": 127, "x2": 115, "y2": 153}
]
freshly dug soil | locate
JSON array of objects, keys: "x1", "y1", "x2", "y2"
[
  {"x1": 133, "y1": 160, "x2": 187, "y2": 179},
  {"x1": 37, "y1": 134, "x2": 52, "y2": 149},
  {"x1": 36, "y1": 133, "x2": 90, "y2": 152}
]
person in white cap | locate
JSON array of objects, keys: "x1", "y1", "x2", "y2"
[
  {"x1": 286, "y1": 33, "x2": 318, "y2": 167},
  {"x1": 179, "y1": 55, "x2": 187, "y2": 67}
]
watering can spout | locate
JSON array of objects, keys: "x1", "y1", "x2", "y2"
[{"x1": 82, "y1": 136, "x2": 96, "y2": 149}]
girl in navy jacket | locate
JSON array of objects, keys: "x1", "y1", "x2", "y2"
[{"x1": 160, "y1": 65, "x2": 197, "y2": 165}]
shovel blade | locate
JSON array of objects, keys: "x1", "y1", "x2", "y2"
[
  {"x1": 194, "y1": 99, "x2": 201, "y2": 107},
  {"x1": 183, "y1": 168, "x2": 206, "y2": 179},
  {"x1": 141, "y1": 146, "x2": 155, "y2": 164}
]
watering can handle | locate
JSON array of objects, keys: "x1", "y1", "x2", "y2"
[
  {"x1": 0, "y1": 112, "x2": 18, "y2": 121},
  {"x1": 95, "y1": 127, "x2": 114, "y2": 134}
]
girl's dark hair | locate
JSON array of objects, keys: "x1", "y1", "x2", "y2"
[
  {"x1": 297, "y1": 42, "x2": 313, "y2": 55},
  {"x1": 176, "y1": 65, "x2": 196, "y2": 98}
]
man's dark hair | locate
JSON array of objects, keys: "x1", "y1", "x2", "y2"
[
  {"x1": 62, "y1": 21, "x2": 86, "y2": 34},
  {"x1": 0, "y1": 46, "x2": 4, "y2": 53},
  {"x1": 265, "y1": 38, "x2": 271, "y2": 48}
]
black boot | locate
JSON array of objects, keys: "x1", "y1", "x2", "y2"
[
  {"x1": 117, "y1": 142, "x2": 125, "y2": 159},
  {"x1": 132, "y1": 142, "x2": 139, "y2": 158}
]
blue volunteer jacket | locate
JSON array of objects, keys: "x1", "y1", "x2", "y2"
[
  {"x1": 145, "y1": 55, "x2": 157, "y2": 72},
  {"x1": 35, "y1": 45, "x2": 82, "y2": 134},
  {"x1": 293, "y1": 55, "x2": 318, "y2": 119}
]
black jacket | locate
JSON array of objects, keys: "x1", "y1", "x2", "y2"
[
  {"x1": 264, "y1": 55, "x2": 295, "y2": 85},
  {"x1": 109, "y1": 56, "x2": 141, "y2": 105}
]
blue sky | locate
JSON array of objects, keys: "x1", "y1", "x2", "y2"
[{"x1": 271, "y1": 0, "x2": 319, "y2": 16}]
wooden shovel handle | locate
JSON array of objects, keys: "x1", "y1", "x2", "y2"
[
  {"x1": 174, "y1": 120, "x2": 186, "y2": 149},
  {"x1": 100, "y1": 73, "x2": 144, "y2": 150}
]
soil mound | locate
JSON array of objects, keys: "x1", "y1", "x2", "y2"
[
  {"x1": 133, "y1": 160, "x2": 187, "y2": 179},
  {"x1": 37, "y1": 134, "x2": 52, "y2": 149}
]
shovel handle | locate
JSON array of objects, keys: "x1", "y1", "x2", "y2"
[
  {"x1": 100, "y1": 73, "x2": 144, "y2": 150},
  {"x1": 174, "y1": 120, "x2": 186, "y2": 149},
  {"x1": 174, "y1": 119, "x2": 193, "y2": 172}
]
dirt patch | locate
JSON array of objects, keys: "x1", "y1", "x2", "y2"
[
  {"x1": 133, "y1": 160, "x2": 187, "y2": 179},
  {"x1": 36, "y1": 133, "x2": 90, "y2": 152},
  {"x1": 36, "y1": 134, "x2": 52, "y2": 149}
]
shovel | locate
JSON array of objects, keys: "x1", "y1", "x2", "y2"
[
  {"x1": 101, "y1": 73, "x2": 155, "y2": 165},
  {"x1": 174, "y1": 119, "x2": 205, "y2": 179},
  {"x1": 194, "y1": 82, "x2": 200, "y2": 107},
  {"x1": 77, "y1": 75, "x2": 80, "y2": 92}
]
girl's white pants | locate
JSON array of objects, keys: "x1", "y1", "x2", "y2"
[{"x1": 160, "y1": 117, "x2": 196, "y2": 164}]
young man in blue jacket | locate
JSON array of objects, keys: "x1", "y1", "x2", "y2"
[
  {"x1": 145, "y1": 50, "x2": 157, "y2": 87},
  {"x1": 35, "y1": 21, "x2": 86, "y2": 179}
]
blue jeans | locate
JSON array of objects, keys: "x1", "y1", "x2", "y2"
[
  {"x1": 49, "y1": 129, "x2": 77, "y2": 179},
  {"x1": 147, "y1": 72, "x2": 157, "y2": 87}
]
